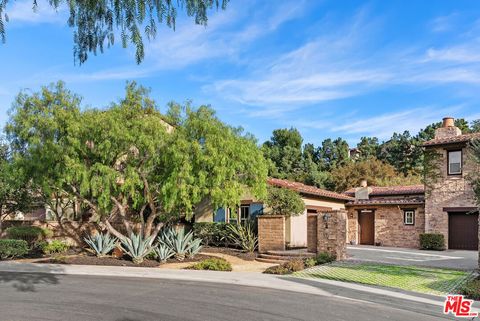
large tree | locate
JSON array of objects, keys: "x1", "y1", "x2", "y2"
[
  {"x1": 0, "y1": 0, "x2": 229, "y2": 64},
  {"x1": 6, "y1": 81, "x2": 267, "y2": 240}
]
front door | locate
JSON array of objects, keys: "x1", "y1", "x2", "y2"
[{"x1": 358, "y1": 211, "x2": 375, "y2": 245}]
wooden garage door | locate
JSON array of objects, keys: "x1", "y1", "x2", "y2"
[{"x1": 448, "y1": 212, "x2": 479, "y2": 250}]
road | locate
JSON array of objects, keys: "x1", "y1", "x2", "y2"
[{"x1": 0, "y1": 272, "x2": 455, "y2": 321}]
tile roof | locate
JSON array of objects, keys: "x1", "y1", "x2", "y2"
[
  {"x1": 344, "y1": 185, "x2": 425, "y2": 196},
  {"x1": 423, "y1": 132, "x2": 480, "y2": 147},
  {"x1": 267, "y1": 178, "x2": 354, "y2": 202},
  {"x1": 346, "y1": 197, "x2": 425, "y2": 206}
]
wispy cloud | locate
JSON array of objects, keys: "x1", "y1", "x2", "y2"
[{"x1": 6, "y1": 0, "x2": 65, "y2": 24}]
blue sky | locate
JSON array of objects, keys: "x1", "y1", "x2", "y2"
[{"x1": 1, "y1": 0, "x2": 480, "y2": 146}]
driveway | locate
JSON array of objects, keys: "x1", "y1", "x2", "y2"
[{"x1": 347, "y1": 245, "x2": 478, "y2": 270}]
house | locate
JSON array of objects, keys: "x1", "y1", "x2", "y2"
[
  {"x1": 344, "y1": 182, "x2": 425, "y2": 248},
  {"x1": 344, "y1": 117, "x2": 480, "y2": 250},
  {"x1": 194, "y1": 177, "x2": 353, "y2": 248},
  {"x1": 423, "y1": 117, "x2": 480, "y2": 250}
]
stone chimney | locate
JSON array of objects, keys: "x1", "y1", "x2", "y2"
[
  {"x1": 355, "y1": 180, "x2": 372, "y2": 200},
  {"x1": 434, "y1": 117, "x2": 462, "y2": 140}
]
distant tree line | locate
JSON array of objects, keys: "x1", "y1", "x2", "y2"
[{"x1": 262, "y1": 119, "x2": 480, "y2": 192}]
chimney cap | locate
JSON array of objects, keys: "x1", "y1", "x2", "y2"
[
  {"x1": 442, "y1": 117, "x2": 455, "y2": 127},
  {"x1": 360, "y1": 180, "x2": 368, "y2": 188}
]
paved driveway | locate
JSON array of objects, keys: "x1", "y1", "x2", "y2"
[{"x1": 347, "y1": 245, "x2": 478, "y2": 270}]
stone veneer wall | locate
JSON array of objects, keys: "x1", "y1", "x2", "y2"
[
  {"x1": 315, "y1": 210, "x2": 347, "y2": 260},
  {"x1": 257, "y1": 215, "x2": 285, "y2": 253},
  {"x1": 425, "y1": 145, "x2": 478, "y2": 248},
  {"x1": 346, "y1": 205, "x2": 425, "y2": 248},
  {"x1": 307, "y1": 214, "x2": 317, "y2": 253}
]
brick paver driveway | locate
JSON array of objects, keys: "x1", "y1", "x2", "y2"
[{"x1": 347, "y1": 245, "x2": 478, "y2": 270}]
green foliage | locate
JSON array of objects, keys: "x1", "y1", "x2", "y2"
[
  {"x1": 187, "y1": 238, "x2": 203, "y2": 258},
  {"x1": 192, "y1": 222, "x2": 230, "y2": 247},
  {"x1": 0, "y1": 239, "x2": 29, "y2": 259},
  {"x1": 304, "y1": 257, "x2": 316, "y2": 268},
  {"x1": 460, "y1": 279, "x2": 480, "y2": 301},
  {"x1": 377, "y1": 131, "x2": 423, "y2": 177},
  {"x1": 0, "y1": 1, "x2": 229, "y2": 64},
  {"x1": 331, "y1": 158, "x2": 421, "y2": 192},
  {"x1": 265, "y1": 186, "x2": 305, "y2": 216},
  {"x1": 264, "y1": 259, "x2": 305, "y2": 275},
  {"x1": 157, "y1": 227, "x2": 203, "y2": 261},
  {"x1": 356, "y1": 137, "x2": 380, "y2": 161},
  {"x1": 5, "y1": 226, "x2": 52, "y2": 245},
  {"x1": 120, "y1": 233, "x2": 155, "y2": 264},
  {"x1": 315, "y1": 252, "x2": 336, "y2": 265},
  {"x1": 42, "y1": 240, "x2": 70, "y2": 255},
  {"x1": 419, "y1": 233, "x2": 445, "y2": 251},
  {"x1": 187, "y1": 257, "x2": 232, "y2": 271},
  {"x1": 154, "y1": 243, "x2": 174, "y2": 263},
  {"x1": 226, "y1": 221, "x2": 258, "y2": 253},
  {"x1": 468, "y1": 139, "x2": 480, "y2": 206},
  {"x1": 84, "y1": 232, "x2": 118, "y2": 257}
]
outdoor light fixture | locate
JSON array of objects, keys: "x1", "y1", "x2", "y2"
[{"x1": 323, "y1": 213, "x2": 331, "y2": 222}]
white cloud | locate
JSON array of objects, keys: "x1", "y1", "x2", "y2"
[{"x1": 6, "y1": 0, "x2": 65, "y2": 24}]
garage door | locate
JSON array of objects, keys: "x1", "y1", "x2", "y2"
[{"x1": 448, "y1": 212, "x2": 479, "y2": 250}]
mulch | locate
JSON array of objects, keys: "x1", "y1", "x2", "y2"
[
  {"x1": 34, "y1": 253, "x2": 214, "y2": 268},
  {"x1": 202, "y1": 246, "x2": 257, "y2": 261}
]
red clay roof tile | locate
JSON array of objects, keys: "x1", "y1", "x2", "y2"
[
  {"x1": 344, "y1": 185, "x2": 425, "y2": 196},
  {"x1": 423, "y1": 132, "x2": 480, "y2": 147}
]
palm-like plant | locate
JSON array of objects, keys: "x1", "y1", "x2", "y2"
[
  {"x1": 120, "y1": 232, "x2": 155, "y2": 264},
  {"x1": 154, "y1": 243, "x2": 174, "y2": 263},
  {"x1": 227, "y1": 221, "x2": 258, "y2": 253},
  {"x1": 84, "y1": 232, "x2": 118, "y2": 257}
]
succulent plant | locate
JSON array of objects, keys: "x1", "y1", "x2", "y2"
[
  {"x1": 186, "y1": 238, "x2": 203, "y2": 258},
  {"x1": 154, "y1": 243, "x2": 174, "y2": 263},
  {"x1": 120, "y1": 232, "x2": 155, "y2": 264},
  {"x1": 157, "y1": 227, "x2": 203, "y2": 261},
  {"x1": 84, "y1": 232, "x2": 118, "y2": 257}
]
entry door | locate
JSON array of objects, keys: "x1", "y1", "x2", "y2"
[
  {"x1": 449, "y1": 212, "x2": 479, "y2": 250},
  {"x1": 358, "y1": 211, "x2": 375, "y2": 245}
]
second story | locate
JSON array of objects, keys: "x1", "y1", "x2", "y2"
[{"x1": 423, "y1": 117, "x2": 480, "y2": 199}]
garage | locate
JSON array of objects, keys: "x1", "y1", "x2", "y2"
[{"x1": 448, "y1": 212, "x2": 479, "y2": 250}]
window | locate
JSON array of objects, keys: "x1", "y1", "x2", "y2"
[
  {"x1": 226, "y1": 208, "x2": 238, "y2": 224},
  {"x1": 240, "y1": 205, "x2": 250, "y2": 224},
  {"x1": 404, "y1": 210, "x2": 415, "y2": 225},
  {"x1": 448, "y1": 150, "x2": 462, "y2": 175}
]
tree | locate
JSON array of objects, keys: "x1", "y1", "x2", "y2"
[
  {"x1": 377, "y1": 131, "x2": 423, "y2": 176},
  {"x1": 0, "y1": 0, "x2": 229, "y2": 64},
  {"x1": 331, "y1": 158, "x2": 421, "y2": 193},
  {"x1": 356, "y1": 137, "x2": 379, "y2": 161},
  {"x1": 471, "y1": 120, "x2": 480, "y2": 133},
  {"x1": 264, "y1": 186, "x2": 305, "y2": 216},
  {"x1": 7, "y1": 81, "x2": 268, "y2": 240},
  {"x1": 318, "y1": 137, "x2": 350, "y2": 171},
  {"x1": 468, "y1": 139, "x2": 480, "y2": 207}
]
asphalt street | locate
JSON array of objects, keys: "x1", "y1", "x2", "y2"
[{"x1": 0, "y1": 272, "x2": 456, "y2": 321}]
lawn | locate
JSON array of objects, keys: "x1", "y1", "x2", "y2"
[{"x1": 293, "y1": 261, "x2": 474, "y2": 295}]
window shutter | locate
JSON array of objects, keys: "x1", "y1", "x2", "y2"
[
  {"x1": 249, "y1": 203, "x2": 264, "y2": 219},
  {"x1": 214, "y1": 208, "x2": 226, "y2": 222}
]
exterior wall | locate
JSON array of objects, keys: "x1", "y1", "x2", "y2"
[
  {"x1": 302, "y1": 196, "x2": 346, "y2": 210},
  {"x1": 194, "y1": 198, "x2": 214, "y2": 223},
  {"x1": 347, "y1": 205, "x2": 425, "y2": 248},
  {"x1": 258, "y1": 215, "x2": 285, "y2": 253},
  {"x1": 425, "y1": 145, "x2": 478, "y2": 248},
  {"x1": 315, "y1": 210, "x2": 347, "y2": 259},
  {"x1": 307, "y1": 214, "x2": 317, "y2": 253}
]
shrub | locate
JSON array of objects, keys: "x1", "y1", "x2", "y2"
[
  {"x1": 227, "y1": 221, "x2": 258, "y2": 253},
  {"x1": 6, "y1": 226, "x2": 52, "y2": 245},
  {"x1": 187, "y1": 258, "x2": 232, "y2": 271},
  {"x1": 84, "y1": 232, "x2": 118, "y2": 257},
  {"x1": 304, "y1": 257, "x2": 316, "y2": 268},
  {"x1": 420, "y1": 233, "x2": 445, "y2": 250},
  {"x1": 42, "y1": 240, "x2": 70, "y2": 255},
  {"x1": 264, "y1": 259, "x2": 305, "y2": 275},
  {"x1": 459, "y1": 279, "x2": 480, "y2": 301},
  {"x1": 0, "y1": 239, "x2": 29, "y2": 259},
  {"x1": 315, "y1": 252, "x2": 336, "y2": 265},
  {"x1": 193, "y1": 222, "x2": 230, "y2": 247}
]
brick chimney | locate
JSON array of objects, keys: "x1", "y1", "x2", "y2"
[{"x1": 434, "y1": 117, "x2": 462, "y2": 140}]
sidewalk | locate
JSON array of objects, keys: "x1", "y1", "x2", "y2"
[{"x1": 0, "y1": 261, "x2": 456, "y2": 310}]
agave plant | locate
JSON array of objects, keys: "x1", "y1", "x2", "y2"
[
  {"x1": 120, "y1": 232, "x2": 155, "y2": 264},
  {"x1": 186, "y1": 238, "x2": 203, "y2": 258},
  {"x1": 227, "y1": 221, "x2": 258, "y2": 253},
  {"x1": 154, "y1": 243, "x2": 174, "y2": 263},
  {"x1": 84, "y1": 232, "x2": 118, "y2": 257}
]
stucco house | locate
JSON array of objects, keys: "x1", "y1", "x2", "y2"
[{"x1": 194, "y1": 177, "x2": 353, "y2": 248}]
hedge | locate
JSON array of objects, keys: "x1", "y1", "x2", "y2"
[
  {"x1": 419, "y1": 233, "x2": 445, "y2": 250},
  {"x1": 193, "y1": 222, "x2": 231, "y2": 247},
  {"x1": 0, "y1": 239, "x2": 29, "y2": 259},
  {"x1": 6, "y1": 226, "x2": 52, "y2": 245}
]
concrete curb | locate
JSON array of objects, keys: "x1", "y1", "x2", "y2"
[{"x1": 0, "y1": 261, "x2": 459, "y2": 310}]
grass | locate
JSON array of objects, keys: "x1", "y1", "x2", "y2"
[{"x1": 293, "y1": 262, "x2": 473, "y2": 295}]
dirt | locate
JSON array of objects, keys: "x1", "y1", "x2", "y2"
[
  {"x1": 34, "y1": 253, "x2": 214, "y2": 268},
  {"x1": 202, "y1": 246, "x2": 257, "y2": 261}
]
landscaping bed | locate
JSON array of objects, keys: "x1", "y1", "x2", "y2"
[
  {"x1": 202, "y1": 246, "x2": 257, "y2": 261},
  {"x1": 293, "y1": 261, "x2": 473, "y2": 295},
  {"x1": 34, "y1": 253, "x2": 214, "y2": 268}
]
